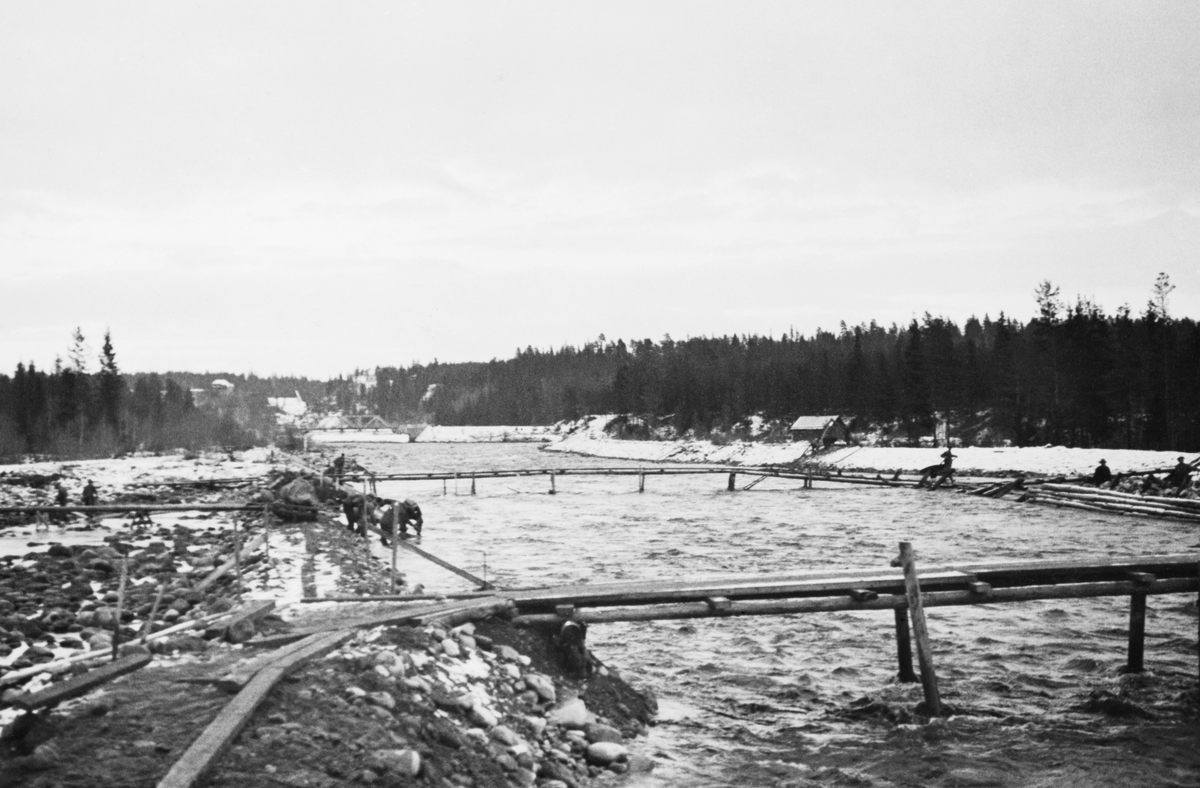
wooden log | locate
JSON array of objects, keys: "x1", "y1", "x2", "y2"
[
  {"x1": 1042, "y1": 483, "x2": 1200, "y2": 511},
  {"x1": 705, "y1": 596, "x2": 732, "y2": 613},
  {"x1": 156, "y1": 631, "x2": 352, "y2": 788},
  {"x1": 194, "y1": 533, "x2": 266, "y2": 593},
  {"x1": 898, "y1": 542, "x2": 941, "y2": 716},
  {"x1": 420, "y1": 599, "x2": 516, "y2": 628},
  {"x1": 1030, "y1": 491, "x2": 1200, "y2": 522},
  {"x1": 394, "y1": 535, "x2": 493, "y2": 589},
  {"x1": 9, "y1": 652, "x2": 152, "y2": 710},
  {"x1": 1037, "y1": 486, "x2": 1200, "y2": 515},
  {"x1": 967, "y1": 581, "x2": 992, "y2": 597},
  {"x1": 893, "y1": 608, "x2": 916, "y2": 683},
  {"x1": 510, "y1": 577, "x2": 1198, "y2": 625},
  {"x1": 849, "y1": 589, "x2": 879, "y2": 602},
  {"x1": 983, "y1": 479, "x2": 1022, "y2": 498},
  {"x1": 299, "y1": 591, "x2": 496, "y2": 603},
  {"x1": 0, "y1": 504, "x2": 256, "y2": 514}
]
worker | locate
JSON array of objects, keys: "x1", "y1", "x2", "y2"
[
  {"x1": 332, "y1": 454, "x2": 346, "y2": 484},
  {"x1": 916, "y1": 450, "x2": 955, "y2": 488},
  {"x1": 1091, "y1": 459, "x2": 1113, "y2": 487},
  {"x1": 81, "y1": 480, "x2": 98, "y2": 506},
  {"x1": 1165, "y1": 457, "x2": 1194, "y2": 493}
]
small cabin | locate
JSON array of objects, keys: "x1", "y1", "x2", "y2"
[{"x1": 789, "y1": 415, "x2": 851, "y2": 446}]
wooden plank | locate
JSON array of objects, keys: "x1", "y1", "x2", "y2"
[
  {"x1": 9, "y1": 652, "x2": 152, "y2": 710},
  {"x1": 156, "y1": 631, "x2": 351, "y2": 788},
  {"x1": 360, "y1": 521, "x2": 493, "y2": 589},
  {"x1": 194, "y1": 534, "x2": 266, "y2": 593}
]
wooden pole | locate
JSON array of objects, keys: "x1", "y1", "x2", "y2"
[
  {"x1": 893, "y1": 607, "x2": 917, "y2": 682},
  {"x1": 233, "y1": 517, "x2": 243, "y2": 602},
  {"x1": 112, "y1": 554, "x2": 129, "y2": 661},
  {"x1": 638, "y1": 472, "x2": 645, "y2": 493},
  {"x1": 140, "y1": 583, "x2": 167, "y2": 644},
  {"x1": 455, "y1": 472, "x2": 459, "y2": 495},
  {"x1": 443, "y1": 478, "x2": 447, "y2": 496},
  {"x1": 549, "y1": 473, "x2": 556, "y2": 495},
  {"x1": 471, "y1": 474, "x2": 476, "y2": 495},
  {"x1": 727, "y1": 472, "x2": 736, "y2": 492},
  {"x1": 898, "y1": 542, "x2": 941, "y2": 716},
  {"x1": 390, "y1": 507, "x2": 399, "y2": 594},
  {"x1": 1127, "y1": 592, "x2": 1147, "y2": 673}
]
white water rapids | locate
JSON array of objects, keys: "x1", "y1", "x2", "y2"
[{"x1": 341, "y1": 443, "x2": 1199, "y2": 788}]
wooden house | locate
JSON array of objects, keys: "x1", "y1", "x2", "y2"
[{"x1": 789, "y1": 415, "x2": 851, "y2": 446}]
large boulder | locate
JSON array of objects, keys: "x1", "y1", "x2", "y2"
[{"x1": 278, "y1": 478, "x2": 319, "y2": 507}]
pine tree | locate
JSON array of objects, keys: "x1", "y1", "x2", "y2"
[{"x1": 98, "y1": 330, "x2": 123, "y2": 430}]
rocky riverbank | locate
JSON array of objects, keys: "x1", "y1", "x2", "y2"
[{"x1": 0, "y1": 450, "x2": 660, "y2": 787}]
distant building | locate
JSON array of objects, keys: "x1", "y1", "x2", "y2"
[
  {"x1": 211, "y1": 378, "x2": 235, "y2": 394},
  {"x1": 789, "y1": 415, "x2": 851, "y2": 446}
]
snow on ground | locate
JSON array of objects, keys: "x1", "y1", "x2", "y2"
[
  {"x1": 0, "y1": 447, "x2": 290, "y2": 504},
  {"x1": 547, "y1": 427, "x2": 1192, "y2": 477},
  {"x1": 547, "y1": 429, "x2": 814, "y2": 466}
]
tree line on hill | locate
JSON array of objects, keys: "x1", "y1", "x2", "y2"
[
  {"x1": 2, "y1": 276, "x2": 1196, "y2": 458},
  {"x1": 0, "y1": 330, "x2": 258, "y2": 459},
  {"x1": 369, "y1": 276, "x2": 1200, "y2": 451}
]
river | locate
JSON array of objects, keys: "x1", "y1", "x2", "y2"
[{"x1": 337, "y1": 442, "x2": 1200, "y2": 788}]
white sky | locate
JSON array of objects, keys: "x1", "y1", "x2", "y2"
[{"x1": 2, "y1": 1, "x2": 1198, "y2": 378}]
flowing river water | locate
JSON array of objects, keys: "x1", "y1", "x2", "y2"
[{"x1": 345, "y1": 443, "x2": 1199, "y2": 788}]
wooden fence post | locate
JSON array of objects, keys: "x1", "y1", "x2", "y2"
[
  {"x1": 727, "y1": 473, "x2": 736, "y2": 492},
  {"x1": 893, "y1": 607, "x2": 917, "y2": 682},
  {"x1": 471, "y1": 475, "x2": 476, "y2": 495},
  {"x1": 390, "y1": 513, "x2": 399, "y2": 594},
  {"x1": 898, "y1": 541, "x2": 941, "y2": 716},
  {"x1": 233, "y1": 517, "x2": 243, "y2": 602},
  {"x1": 638, "y1": 472, "x2": 645, "y2": 493},
  {"x1": 1127, "y1": 592, "x2": 1147, "y2": 673}
]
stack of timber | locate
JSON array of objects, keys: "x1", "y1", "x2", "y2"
[{"x1": 1025, "y1": 483, "x2": 1200, "y2": 523}]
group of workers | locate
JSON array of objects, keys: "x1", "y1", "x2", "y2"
[
  {"x1": 343, "y1": 494, "x2": 424, "y2": 545},
  {"x1": 1093, "y1": 456, "x2": 1197, "y2": 494}
]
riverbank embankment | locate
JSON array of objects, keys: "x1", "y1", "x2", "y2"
[{"x1": 0, "y1": 450, "x2": 657, "y2": 787}]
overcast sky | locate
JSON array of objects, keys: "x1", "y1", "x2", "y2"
[{"x1": 2, "y1": 2, "x2": 1198, "y2": 378}]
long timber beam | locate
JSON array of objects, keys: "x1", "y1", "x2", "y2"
[{"x1": 512, "y1": 576, "x2": 1199, "y2": 625}]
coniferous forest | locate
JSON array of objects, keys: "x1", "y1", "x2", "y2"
[
  {"x1": 370, "y1": 278, "x2": 1200, "y2": 451},
  {"x1": 2, "y1": 277, "x2": 1198, "y2": 457}
]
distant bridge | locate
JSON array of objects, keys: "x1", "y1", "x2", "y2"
[{"x1": 306, "y1": 415, "x2": 426, "y2": 440}]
